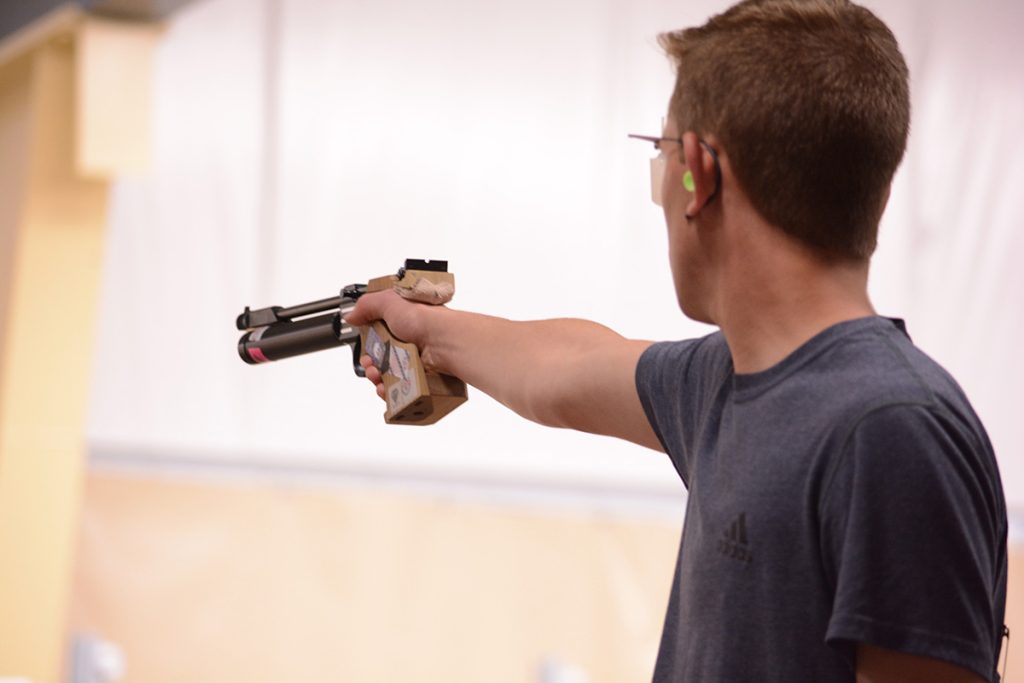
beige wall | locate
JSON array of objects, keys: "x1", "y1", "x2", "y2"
[
  {"x1": 71, "y1": 470, "x2": 1024, "y2": 683},
  {"x1": 71, "y1": 471, "x2": 679, "y2": 683}
]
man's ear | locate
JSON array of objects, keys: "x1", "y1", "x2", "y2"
[{"x1": 682, "y1": 132, "x2": 719, "y2": 220}]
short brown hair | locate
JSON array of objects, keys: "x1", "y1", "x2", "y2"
[{"x1": 659, "y1": 0, "x2": 910, "y2": 259}]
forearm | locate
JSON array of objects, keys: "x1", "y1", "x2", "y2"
[{"x1": 422, "y1": 306, "x2": 628, "y2": 426}]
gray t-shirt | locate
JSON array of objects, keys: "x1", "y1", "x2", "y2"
[{"x1": 636, "y1": 316, "x2": 1006, "y2": 682}]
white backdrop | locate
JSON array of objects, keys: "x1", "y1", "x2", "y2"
[{"x1": 87, "y1": 0, "x2": 1024, "y2": 504}]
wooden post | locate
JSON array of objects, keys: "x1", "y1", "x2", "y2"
[{"x1": 0, "y1": 13, "x2": 159, "y2": 683}]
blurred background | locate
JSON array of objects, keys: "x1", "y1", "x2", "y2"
[{"x1": 0, "y1": 0, "x2": 1021, "y2": 681}]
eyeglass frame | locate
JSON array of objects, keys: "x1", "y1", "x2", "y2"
[{"x1": 628, "y1": 133, "x2": 722, "y2": 211}]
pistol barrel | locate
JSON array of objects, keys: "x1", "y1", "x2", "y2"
[{"x1": 237, "y1": 305, "x2": 360, "y2": 365}]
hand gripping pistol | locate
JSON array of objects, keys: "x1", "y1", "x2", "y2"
[{"x1": 236, "y1": 259, "x2": 467, "y2": 425}]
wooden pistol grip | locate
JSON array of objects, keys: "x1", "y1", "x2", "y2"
[{"x1": 359, "y1": 270, "x2": 468, "y2": 425}]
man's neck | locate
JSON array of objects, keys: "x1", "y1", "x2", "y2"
[{"x1": 712, "y1": 245, "x2": 875, "y2": 375}]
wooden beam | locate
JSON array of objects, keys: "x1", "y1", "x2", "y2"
[
  {"x1": 0, "y1": 37, "x2": 107, "y2": 683},
  {"x1": 0, "y1": 12, "x2": 158, "y2": 680},
  {"x1": 76, "y1": 17, "x2": 161, "y2": 176}
]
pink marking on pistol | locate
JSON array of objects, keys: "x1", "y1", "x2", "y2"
[{"x1": 249, "y1": 347, "x2": 270, "y2": 363}]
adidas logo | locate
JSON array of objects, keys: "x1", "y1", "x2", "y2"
[{"x1": 717, "y1": 512, "x2": 753, "y2": 564}]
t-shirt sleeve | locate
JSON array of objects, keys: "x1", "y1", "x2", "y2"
[
  {"x1": 635, "y1": 335, "x2": 729, "y2": 487},
  {"x1": 820, "y1": 402, "x2": 1006, "y2": 680}
]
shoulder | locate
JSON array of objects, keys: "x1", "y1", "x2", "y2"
[
  {"x1": 638, "y1": 332, "x2": 731, "y2": 388},
  {"x1": 634, "y1": 332, "x2": 732, "y2": 478},
  {"x1": 833, "y1": 402, "x2": 1000, "y2": 498},
  {"x1": 808, "y1": 318, "x2": 997, "y2": 485},
  {"x1": 826, "y1": 319, "x2": 989, "y2": 452},
  {"x1": 778, "y1": 318, "x2": 983, "y2": 437},
  {"x1": 635, "y1": 331, "x2": 733, "y2": 423}
]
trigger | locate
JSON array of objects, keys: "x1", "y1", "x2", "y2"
[{"x1": 351, "y1": 338, "x2": 366, "y2": 378}]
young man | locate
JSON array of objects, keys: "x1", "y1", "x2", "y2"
[{"x1": 345, "y1": 0, "x2": 1007, "y2": 680}]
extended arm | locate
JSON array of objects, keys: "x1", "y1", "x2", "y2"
[{"x1": 345, "y1": 290, "x2": 662, "y2": 451}]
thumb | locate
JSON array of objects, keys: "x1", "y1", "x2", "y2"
[{"x1": 342, "y1": 290, "x2": 392, "y2": 326}]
